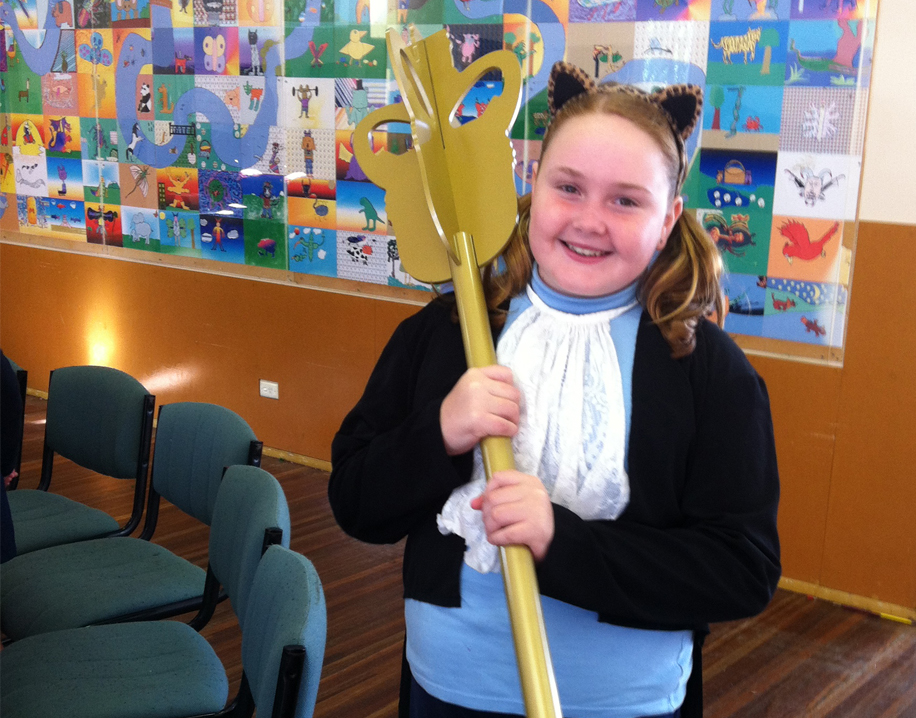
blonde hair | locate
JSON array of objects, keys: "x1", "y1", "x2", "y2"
[{"x1": 482, "y1": 89, "x2": 725, "y2": 359}]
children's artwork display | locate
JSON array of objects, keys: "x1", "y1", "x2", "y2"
[{"x1": 0, "y1": 0, "x2": 876, "y2": 355}]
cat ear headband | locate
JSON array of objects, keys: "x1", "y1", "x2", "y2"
[
  {"x1": 547, "y1": 62, "x2": 703, "y2": 185},
  {"x1": 547, "y1": 62, "x2": 703, "y2": 141}
]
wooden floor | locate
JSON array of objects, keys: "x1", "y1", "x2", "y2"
[{"x1": 6, "y1": 395, "x2": 916, "y2": 717}]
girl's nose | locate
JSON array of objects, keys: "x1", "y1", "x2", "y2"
[{"x1": 571, "y1": 206, "x2": 606, "y2": 235}]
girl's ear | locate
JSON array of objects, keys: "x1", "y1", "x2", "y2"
[
  {"x1": 548, "y1": 62, "x2": 597, "y2": 117},
  {"x1": 658, "y1": 195, "x2": 684, "y2": 251},
  {"x1": 652, "y1": 85, "x2": 703, "y2": 141}
]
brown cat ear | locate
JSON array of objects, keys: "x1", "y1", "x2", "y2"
[
  {"x1": 547, "y1": 62, "x2": 597, "y2": 117},
  {"x1": 653, "y1": 85, "x2": 703, "y2": 141}
]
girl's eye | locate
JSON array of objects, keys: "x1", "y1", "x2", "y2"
[
  {"x1": 616, "y1": 197, "x2": 638, "y2": 207},
  {"x1": 558, "y1": 184, "x2": 579, "y2": 195}
]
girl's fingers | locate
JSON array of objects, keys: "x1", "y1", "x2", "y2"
[
  {"x1": 486, "y1": 379, "x2": 522, "y2": 404},
  {"x1": 482, "y1": 501, "x2": 530, "y2": 532},
  {"x1": 441, "y1": 367, "x2": 521, "y2": 454},
  {"x1": 488, "y1": 470, "x2": 539, "y2": 491},
  {"x1": 475, "y1": 366, "x2": 522, "y2": 405},
  {"x1": 483, "y1": 415, "x2": 519, "y2": 439},
  {"x1": 468, "y1": 395, "x2": 519, "y2": 425},
  {"x1": 475, "y1": 476, "x2": 550, "y2": 530},
  {"x1": 471, "y1": 471, "x2": 554, "y2": 560},
  {"x1": 490, "y1": 396, "x2": 520, "y2": 426},
  {"x1": 481, "y1": 502, "x2": 554, "y2": 562},
  {"x1": 477, "y1": 364, "x2": 516, "y2": 384},
  {"x1": 487, "y1": 524, "x2": 535, "y2": 549}
]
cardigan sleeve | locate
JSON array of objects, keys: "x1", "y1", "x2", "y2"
[
  {"x1": 535, "y1": 321, "x2": 781, "y2": 630},
  {"x1": 1, "y1": 352, "x2": 24, "y2": 478},
  {"x1": 328, "y1": 300, "x2": 474, "y2": 545}
]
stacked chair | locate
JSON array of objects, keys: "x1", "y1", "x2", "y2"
[
  {"x1": 1, "y1": 464, "x2": 328, "y2": 718},
  {"x1": 1, "y1": 401, "x2": 263, "y2": 638},
  {"x1": 1, "y1": 365, "x2": 329, "y2": 718},
  {"x1": 6, "y1": 365, "x2": 156, "y2": 554}
]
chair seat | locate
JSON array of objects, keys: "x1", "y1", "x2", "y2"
[
  {"x1": 1, "y1": 537, "x2": 207, "y2": 640},
  {"x1": 7, "y1": 490, "x2": 120, "y2": 554},
  {"x1": 0, "y1": 621, "x2": 229, "y2": 718}
]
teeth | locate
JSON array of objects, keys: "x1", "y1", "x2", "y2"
[{"x1": 563, "y1": 241, "x2": 608, "y2": 257}]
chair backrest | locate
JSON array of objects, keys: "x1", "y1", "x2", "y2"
[
  {"x1": 242, "y1": 545, "x2": 327, "y2": 718},
  {"x1": 44, "y1": 365, "x2": 153, "y2": 479},
  {"x1": 209, "y1": 465, "x2": 290, "y2": 625},
  {"x1": 149, "y1": 402, "x2": 259, "y2": 527}
]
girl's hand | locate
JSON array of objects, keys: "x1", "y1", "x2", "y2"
[
  {"x1": 471, "y1": 470, "x2": 554, "y2": 562},
  {"x1": 440, "y1": 365, "x2": 521, "y2": 456}
]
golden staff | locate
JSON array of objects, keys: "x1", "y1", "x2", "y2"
[{"x1": 354, "y1": 28, "x2": 561, "y2": 718}]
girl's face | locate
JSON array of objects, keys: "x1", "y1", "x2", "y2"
[{"x1": 529, "y1": 112, "x2": 683, "y2": 298}]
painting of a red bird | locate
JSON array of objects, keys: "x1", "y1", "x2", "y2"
[{"x1": 781, "y1": 220, "x2": 839, "y2": 264}]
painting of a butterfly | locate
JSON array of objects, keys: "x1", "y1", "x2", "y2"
[
  {"x1": 203, "y1": 34, "x2": 226, "y2": 73},
  {"x1": 124, "y1": 164, "x2": 151, "y2": 199},
  {"x1": 78, "y1": 31, "x2": 112, "y2": 67}
]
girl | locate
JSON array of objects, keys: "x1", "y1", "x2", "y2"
[{"x1": 329, "y1": 62, "x2": 780, "y2": 718}]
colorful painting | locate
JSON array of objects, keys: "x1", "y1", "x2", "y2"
[
  {"x1": 288, "y1": 225, "x2": 335, "y2": 276},
  {"x1": 0, "y1": 0, "x2": 877, "y2": 353}
]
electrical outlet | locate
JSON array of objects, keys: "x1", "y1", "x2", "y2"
[{"x1": 259, "y1": 380, "x2": 279, "y2": 400}]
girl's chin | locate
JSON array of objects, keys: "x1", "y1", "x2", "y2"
[{"x1": 541, "y1": 270, "x2": 624, "y2": 299}]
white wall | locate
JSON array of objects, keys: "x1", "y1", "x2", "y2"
[{"x1": 859, "y1": 0, "x2": 916, "y2": 225}]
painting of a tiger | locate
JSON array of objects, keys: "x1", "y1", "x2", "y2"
[{"x1": 711, "y1": 27, "x2": 762, "y2": 65}]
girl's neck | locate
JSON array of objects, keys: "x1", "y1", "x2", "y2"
[{"x1": 531, "y1": 265, "x2": 639, "y2": 315}]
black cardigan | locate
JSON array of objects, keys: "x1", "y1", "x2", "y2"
[{"x1": 329, "y1": 296, "x2": 781, "y2": 714}]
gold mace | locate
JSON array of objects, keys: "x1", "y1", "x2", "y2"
[{"x1": 353, "y1": 27, "x2": 561, "y2": 718}]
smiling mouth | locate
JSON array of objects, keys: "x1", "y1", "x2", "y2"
[{"x1": 561, "y1": 240, "x2": 610, "y2": 258}]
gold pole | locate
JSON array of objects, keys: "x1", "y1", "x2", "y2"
[
  {"x1": 449, "y1": 231, "x2": 562, "y2": 718},
  {"x1": 353, "y1": 29, "x2": 562, "y2": 716}
]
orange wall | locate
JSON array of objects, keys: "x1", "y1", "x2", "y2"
[
  {"x1": 2, "y1": 219, "x2": 915, "y2": 611},
  {"x1": 0, "y1": 243, "x2": 417, "y2": 463},
  {"x1": 748, "y1": 220, "x2": 916, "y2": 610},
  {"x1": 819, "y1": 221, "x2": 916, "y2": 608}
]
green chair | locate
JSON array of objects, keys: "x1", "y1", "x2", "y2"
[
  {"x1": 237, "y1": 544, "x2": 327, "y2": 718},
  {"x1": 1, "y1": 402, "x2": 263, "y2": 641},
  {"x1": 7, "y1": 366, "x2": 155, "y2": 554},
  {"x1": 1, "y1": 468, "x2": 327, "y2": 718},
  {"x1": 4, "y1": 356, "x2": 27, "y2": 487}
]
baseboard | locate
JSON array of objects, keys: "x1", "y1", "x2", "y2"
[
  {"x1": 262, "y1": 446, "x2": 333, "y2": 473},
  {"x1": 779, "y1": 577, "x2": 915, "y2": 625}
]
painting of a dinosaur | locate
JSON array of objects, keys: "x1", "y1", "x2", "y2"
[{"x1": 789, "y1": 19, "x2": 862, "y2": 75}]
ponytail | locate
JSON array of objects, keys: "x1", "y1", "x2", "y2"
[
  {"x1": 639, "y1": 211, "x2": 726, "y2": 359},
  {"x1": 480, "y1": 193, "x2": 535, "y2": 331}
]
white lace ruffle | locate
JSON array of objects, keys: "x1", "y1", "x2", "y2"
[{"x1": 438, "y1": 287, "x2": 636, "y2": 574}]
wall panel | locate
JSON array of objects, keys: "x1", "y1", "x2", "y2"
[
  {"x1": 0, "y1": 241, "x2": 416, "y2": 461},
  {"x1": 821, "y1": 221, "x2": 916, "y2": 608},
  {"x1": 749, "y1": 353, "x2": 842, "y2": 586}
]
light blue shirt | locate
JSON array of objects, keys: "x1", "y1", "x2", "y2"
[{"x1": 406, "y1": 271, "x2": 692, "y2": 717}]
